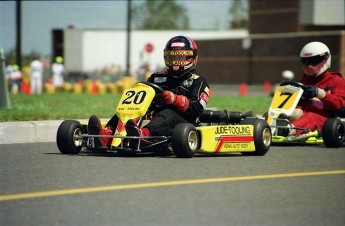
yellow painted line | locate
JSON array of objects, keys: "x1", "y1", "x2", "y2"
[{"x1": 1, "y1": 170, "x2": 344, "y2": 202}]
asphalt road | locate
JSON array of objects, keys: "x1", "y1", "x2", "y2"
[{"x1": 1, "y1": 142, "x2": 344, "y2": 226}]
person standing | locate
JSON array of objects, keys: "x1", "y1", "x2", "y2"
[
  {"x1": 30, "y1": 56, "x2": 44, "y2": 94},
  {"x1": 9, "y1": 64, "x2": 22, "y2": 94},
  {"x1": 52, "y1": 56, "x2": 65, "y2": 91}
]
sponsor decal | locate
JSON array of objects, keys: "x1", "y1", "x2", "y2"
[
  {"x1": 154, "y1": 70, "x2": 168, "y2": 75},
  {"x1": 214, "y1": 135, "x2": 254, "y2": 152},
  {"x1": 164, "y1": 50, "x2": 193, "y2": 56},
  {"x1": 200, "y1": 92, "x2": 209, "y2": 103},
  {"x1": 183, "y1": 78, "x2": 193, "y2": 87},
  {"x1": 171, "y1": 42, "x2": 185, "y2": 47},
  {"x1": 215, "y1": 126, "x2": 251, "y2": 135},
  {"x1": 166, "y1": 60, "x2": 190, "y2": 66},
  {"x1": 191, "y1": 74, "x2": 200, "y2": 79},
  {"x1": 204, "y1": 87, "x2": 210, "y2": 96},
  {"x1": 154, "y1": 77, "x2": 167, "y2": 83},
  {"x1": 183, "y1": 63, "x2": 193, "y2": 70},
  {"x1": 199, "y1": 99, "x2": 207, "y2": 109}
]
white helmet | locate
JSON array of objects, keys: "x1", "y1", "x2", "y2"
[
  {"x1": 299, "y1": 41, "x2": 331, "y2": 76},
  {"x1": 281, "y1": 70, "x2": 294, "y2": 80}
]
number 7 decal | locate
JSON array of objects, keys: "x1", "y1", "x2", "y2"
[{"x1": 278, "y1": 92, "x2": 293, "y2": 108}]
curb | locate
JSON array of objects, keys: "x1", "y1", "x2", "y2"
[
  {"x1": 0, "y1": 85, "x2": 269, "y2": 145},
  {"x1": 0, "y1": 120, "x2": 64, "y2": 144}
]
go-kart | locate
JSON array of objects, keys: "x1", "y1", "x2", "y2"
[
  {"x1": 57, "y1": 82, "x2": 272, "y2": 158},
  {"x1": 266, "y1": 81, "x2": 345, "y2": 148}
]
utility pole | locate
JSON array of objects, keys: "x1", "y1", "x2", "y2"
[
  {"x1": 16, "y1": 0, "x2": 22, "y2": 68},
  {"x1": 0, "y1": 48, "x2": 11, "y2": 109},
  {"x1": 125, "y1": 0, "x2": 131, "y2": 76}
]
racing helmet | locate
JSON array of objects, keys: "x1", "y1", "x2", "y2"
[
  {"x1": 55, "y1": 56, "x2": 63, "y2": 64},
  {"x1": 300, "y1": 41, "x2": 331, "y2": 76},
  {"x1": 281, "y1": 70, "x2": 294, "y2": 81},
  {"x1": 164, "y1": 36, "x2": 198, "y2": 78}
]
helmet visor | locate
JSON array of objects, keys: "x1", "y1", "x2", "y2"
[
  {"x1": 164, "y1": 50, "x2": 194, "y2": 66},
  {"x1": 301, "y1": 53, "x2": 329, "y2": 66}
]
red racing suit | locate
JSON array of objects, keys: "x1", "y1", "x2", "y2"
[{"x1": 292, "y1": 71, "x2": 345, "y2": 133}]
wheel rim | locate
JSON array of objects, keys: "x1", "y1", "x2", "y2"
[
  {"x1": 262, "y1": 127, "x2": 271, "y2": 147},
  {"x1": 336, "y1": 124, "x2": 345, "y2": 140},
  {"x1": 188, "y1": 131, "x2": 198, "y2": 151},
  {"x1": 73, "y1": 128, "x2": 83, "y2": 147}
]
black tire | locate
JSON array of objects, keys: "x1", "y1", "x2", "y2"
[
  {"x1": 57, "y1": 120, "x2": 83, "y2": 154},
  {"x1": 322, "y1": 118, "x2": 345, "y2": 148},
  {"x1": 240, "y1": 118, "x2": 271, "y2": 156},
  {"x1": 171, "y1": 123, "x2": 198, "y2": 158}
]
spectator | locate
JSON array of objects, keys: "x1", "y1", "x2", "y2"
[
  {"x1": 30, "y1": 56, "x2": 44, "y2": 94},
  {"x1": 9, "y1": 64, "x2": 22, "y2": 94},
  {"x1": 52, "y1": 56, "x2": 66, "y2": 91}
]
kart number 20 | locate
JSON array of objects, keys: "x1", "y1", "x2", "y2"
[{"x1": 122, "y1": 90, "x2": 147, "y2": 105}]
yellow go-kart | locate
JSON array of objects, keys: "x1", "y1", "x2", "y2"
[
  {"x1": 57, "y1": 82, "x2": 272, "y2": 158},
  {"x1": 266, "y1": 81, "x2": 345, "y2": 148}
]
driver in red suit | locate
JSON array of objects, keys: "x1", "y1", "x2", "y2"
[
  {"x1": 88, "y1": 35, "x2": 210, "y2": 147},
  {"x1": 288, "y1": 41, "x2": 345, "y2": 135}
]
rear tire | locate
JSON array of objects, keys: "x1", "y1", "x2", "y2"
[
  {"x1": 57, "y1": 120, "x2": 83, "y2": 154},
  {"x1": 172, "y1": 123, "x2": 198, "y2": 158},
  {"x1": 322, "y1": 118, "x2": 345, "y2": 148},
  {"x1": 240, "y1": 118, "x2": 271, "y2": 156}
]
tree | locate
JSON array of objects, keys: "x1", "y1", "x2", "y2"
[
  {"x1": 229, "y1": 0, "x2": 248, "y2": 29},
  {"x1": 132, "y1": 0, "x2": 189, "y2": 30}
]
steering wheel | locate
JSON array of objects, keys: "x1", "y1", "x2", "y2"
[
  {"x1": 140, "y1": 82, "x2": 165, "y2": 109},
  {"x1": 280, "y1": 81, "x2": 305, "y2": 89},
  {"x1": 141, "y1": 82, "x2": 164, "y2": 95}
]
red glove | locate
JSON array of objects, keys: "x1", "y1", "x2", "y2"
[{"x1": 160, "y1": 91, "x2": 189, "y2": 112}]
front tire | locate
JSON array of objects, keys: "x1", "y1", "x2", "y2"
[
  {"x1": 240, "y1": 118, "x2": 271, "y2": 156},
  {"x1": 322, "y1": 118, "x2": 345, "y2": 148},
  {"x1": 57, "y1": 120, "x2": 83, "y2": 154},
  {"x1": 171, "y1": 123, "x2": 198, "y2": 158}
]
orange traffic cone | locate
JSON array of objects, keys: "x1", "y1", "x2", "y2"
[
  {"x1": 91, "y1": 81, "x2": 98, "y2": 94},
  {"x1": 263, "y1": 80, "x2": 270, "y2": 93},
  {"x1": 240, "y1": 82, "x2": 247, "y2": 96}
]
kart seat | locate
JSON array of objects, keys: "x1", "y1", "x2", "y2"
[{"x1": 199, "y1": 109, "x2": 244, "y2": 124}]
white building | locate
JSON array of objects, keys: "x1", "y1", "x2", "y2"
[{"x1": 63, "y1": 29, "x2": 248, "y2": 78}]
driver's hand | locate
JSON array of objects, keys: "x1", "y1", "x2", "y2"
[
  {"x1": 160, "y1": 91, "x2": 189, "y2": 112},
  {"x1": 161, "y1": 91, "x2": 175, "y2": 104},
  {"x1": 302, "y1": 85, "x2": 318, "y2": 99}
]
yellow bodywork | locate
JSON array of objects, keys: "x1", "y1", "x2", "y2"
[
  {"x1": 267, "y1": 85, "x2": 303, "y2": 125},
  {"x1": 111, "y1": 83, "x2": 155, "y2": 147},
  {"x1": 197, "y1": 125, "x2": 255, "y2": 153}
]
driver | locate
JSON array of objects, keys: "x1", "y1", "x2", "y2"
[
  {"x1": 284, "y1": 41, "x2": 345, "y2": 135},
  {"x1": 88, "y1": 35, "x2": 210, "y2": 147}
]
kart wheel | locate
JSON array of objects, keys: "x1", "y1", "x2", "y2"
[
  {"x1": 57, "y1": 120, "x2": 83, "y2": 154},
  {"x1": 240, "y1": 118, "x2": 271, "y2": 156},
  {"x1": 322, "y1": 118, "x2": 345, "y2": 148},
  {"x1": 171, "y1": 123, "x2": 198, "y2": 158}
]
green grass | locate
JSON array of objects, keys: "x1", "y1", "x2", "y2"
[{"x1": 0, "y1": 93, "x2": 272, "y2": 122}]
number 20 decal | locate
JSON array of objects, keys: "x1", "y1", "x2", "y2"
[
  {"x1": 278, "y1": 92, "x2": 293, "y2": 108},
  {"x1": 122, "y1": 90, "x2": 147, "y2": 105}
]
